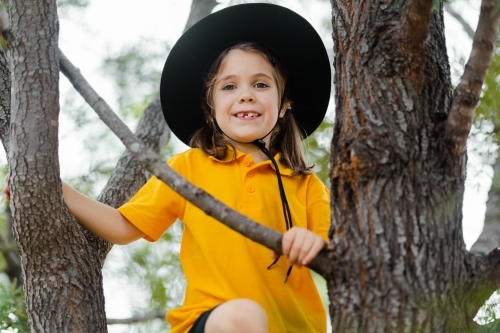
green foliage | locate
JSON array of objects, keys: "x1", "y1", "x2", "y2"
[
  {"x1": 105, "y1": 221, "x2": 185, "y2": 332},
  {"x1": 475, "y1": 290, "x2": 500, "y2": 332},
  {"x1": 0, "y1": 281, "x2": 29, "y2": 333},
  {"x1": 475, "y1": 50, "x2": 500, "y2": 138},
  {"x1": 102, "y1": 40, "x2": 169, "y2": 120}
]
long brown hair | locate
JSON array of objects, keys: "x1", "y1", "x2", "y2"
[{"x1": 189, "y1": 42, "x2": 312, "y2": 175}]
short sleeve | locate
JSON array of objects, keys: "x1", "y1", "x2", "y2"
[
  {"x1": 306, "y1": 174, "x2": 331, "y2": 241},
  {"x1": 117, "y1": 155, "x2": 187, "y2": 242}
]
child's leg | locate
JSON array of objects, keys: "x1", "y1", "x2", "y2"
[{"x1": 205, "y1": 299, "x2": 268, "y2": 333}]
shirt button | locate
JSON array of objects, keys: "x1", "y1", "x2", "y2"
[
  {"x1": 247, "y1": 186, "x2": 255, "y2": 193},
  {"x1": 243, "y1": 160, "x2": 251, "y2": 167},
  {"x1": 247, "y1": 171, "x2": 255, "y2": 178}
]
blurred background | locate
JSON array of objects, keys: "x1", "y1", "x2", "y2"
[{"x1": 0, "y1": 0, "x2": 497, "y2": 332}]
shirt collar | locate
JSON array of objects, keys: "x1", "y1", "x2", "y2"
[{"x1": 208, "y1": 147, "x2": 293, "y2": 176}]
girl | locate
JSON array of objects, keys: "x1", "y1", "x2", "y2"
[{"x1": 6, "y1": 3, "x2": 332, "y2": 333}]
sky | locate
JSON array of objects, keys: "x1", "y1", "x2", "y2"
[{"x1": 0, "y1": 0, "x2": 491, "y2": 330}]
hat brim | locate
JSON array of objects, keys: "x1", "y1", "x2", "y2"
[{"x1": 160, "y1": 3, "x2": 331, "y2": 146}]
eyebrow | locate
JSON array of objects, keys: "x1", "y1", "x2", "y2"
[{"x1": 217, "y1": 73, "x2": 274, "y2": 85}]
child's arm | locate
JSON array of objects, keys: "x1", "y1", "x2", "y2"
[
  {"x1": 4, "y1": 180, "x2": 144, "y2": 245},
  {"x1": 61, "y1": 183, "x2": 145, "y2": 245},
  {"x1": 279, "y1": 227, "x2": 326, "y2": 268}
]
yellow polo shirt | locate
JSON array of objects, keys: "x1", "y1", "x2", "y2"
[{"x1": 118, "y1": 148, "x2": 330, "y2": 333}]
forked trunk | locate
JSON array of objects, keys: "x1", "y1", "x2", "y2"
[{"x1": 327, "y1": 1, "x2": 483, "y2": 331}]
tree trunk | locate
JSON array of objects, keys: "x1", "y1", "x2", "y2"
[
  {"x1": 5, "y1": 0, "x2": 108, "y2": 331},
  {"x1": 327, "y1": 0, "x2": 497, "y2": 331},
  {"x1": 0, "y1": 0, "x2": 217, "y2": 331}
]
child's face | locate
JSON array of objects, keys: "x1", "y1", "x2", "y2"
[{"x1": 212, "y1": 49, "x2": 285, "y2": 147}]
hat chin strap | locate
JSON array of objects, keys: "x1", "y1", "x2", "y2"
[{"x1": 213, "y1": 117, "x2": 294, "y2": 283}]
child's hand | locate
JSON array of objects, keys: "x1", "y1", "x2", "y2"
[{"x1": 275, "y1": 227, "x2": 326, "y2": 268}]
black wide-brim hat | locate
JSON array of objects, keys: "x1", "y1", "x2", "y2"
[{"x1": 160, "y1": 3, "x2": 331, "y2": 146}]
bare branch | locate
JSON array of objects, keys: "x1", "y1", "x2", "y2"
[
  {"x1": 107, "y1": 310, "x2": 165, "y2": 325},
  {"x1": 469, "y1": 249, "x2": 500, "y2": 319},
  {"x1": 444, "y1": 2, "x2": 475, "y2": 39},
  {"x1": 445, "y1": 0, "x2": 500, "y2": 155},
  {"x1": 470, "y1": 151, "x2": 500, "y2": 255},
  {"x1": 403, "y1": 0, "x2": 435, "y2": 48},
  {"x1": 59, "y1": 50, "x2": 333, "y2": 278},
  {"x1": 183, "y1": 0, "x2": 217, "y2": 33},
  {"x1": 87, "y1": 0, "x2": 213, "y2": 266},
  {"x1": 84, "y1": 95, "x2": 170, "y2": 266}
]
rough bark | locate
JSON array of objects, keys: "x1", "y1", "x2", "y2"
[
  {"x1": 327, "y1": 0, "x2": 498, "y2": 331},
  {"x1": 4, "y1": 0, "x2": 108, "y2": 331}
]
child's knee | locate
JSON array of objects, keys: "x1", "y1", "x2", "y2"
[{"x1": 206, "y1": 299, "x2": 267, "y2": 333}]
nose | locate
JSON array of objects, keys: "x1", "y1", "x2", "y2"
[{"x1": 238, "y1": 86, "x2": 255, "y2": 103}]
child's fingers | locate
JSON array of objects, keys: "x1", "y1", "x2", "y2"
[
  {"x1": 282, "y1": 227, "x2": 295, "y2": 258},
  {"x1": 301, "y1": 238, "x2": 326, "y2": 266},
  {"x1": 287, "y1": 231, "x2": 307, "y2": 267},
  {"x1": 295, "y1": 234, "x2": 317, "y2": 266}
]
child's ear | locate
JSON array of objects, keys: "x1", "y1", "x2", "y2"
[{"x1": 279, "y1": 103, "x2": 291, "y2": 118}]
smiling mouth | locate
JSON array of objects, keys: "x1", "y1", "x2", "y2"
[{"x1": 235, "y1": 112, "x2": 260, "y2": 119}]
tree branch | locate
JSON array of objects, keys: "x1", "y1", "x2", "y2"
[
  {"x1": 59, "y1": 50, "x2": 333, "y2": 278},
  {"x1": 403, "y1": 0, "x2": 435, "y2": 48},
  {"x1": 85, "y1": 0, "x2": 215, "y2": 266},
  {"x1": 107, "y1": 310, "x2": 165, "y2": 325},
  {"x1": 445, "y1": 0, "x2": 500, "y2": 155},
  {"x1": 444, "y1": 2, "x2": 475, "y2": 40},
  {"x1": 183, "y1": 0, "x2": 217, "y2": 33},
  {"x1": 470, "y1": 151, "x2": 500, "y2": 255},
  {"x1": 469, "y1": 249, "x2": 500, "y2": 319}
]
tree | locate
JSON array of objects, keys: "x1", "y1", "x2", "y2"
[
  {"x1": 1, "y1": 1, "x2": 500, "y2": 333},
  {"x1": 0, "y1": 0, "x2": 215, "y2": 331},
  {"x1": 327, "y1": 0, "x2": 500, "y2": 331}
]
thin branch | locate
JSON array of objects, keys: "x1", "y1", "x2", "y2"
[
  {"x1": 470, "y1": 150, "x2": 500, "y2": 255},
  {"x1": 444, "y1": 2, "x2": 475, "y2": 39},
  {"x1": 445, "y1": 0, "x2": 500, "y2": 156},
  {"x1": 107, "y1": 310, "x2": 165, "y2": 325},
  {"x1": 469, "y1": 248, "x2": 500, "y2": 319},
  {"x1": 59, "y1": 49, "x2": 333, "y2": 278},
  {"x1": 403, "y1": 0, "x2": 435, "y2": 48},
  {"x1": 84, "y1": 0, "x2": 213, "y2": 267},
  {"x1": 183, "y1": 0, "x2": 217, "y2": 33}
]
